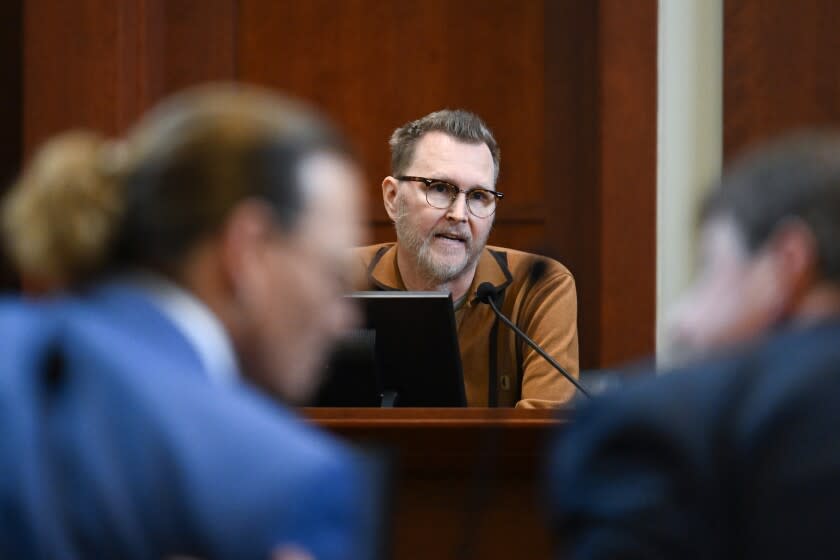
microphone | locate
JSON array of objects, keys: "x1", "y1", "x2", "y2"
[{"x1": 474, "y1": 281, "x2": 591, "y2": 399}]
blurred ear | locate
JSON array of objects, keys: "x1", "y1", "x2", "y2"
[
  {"x1": 382, "y1": 176, "x2": 400, "y2": 222},
  {"x1": 766, "y1": 218, "x2": 819, "y2": 310},
  {"x1": 218, "y1": 199, "x2": 282, "y2": 291}
]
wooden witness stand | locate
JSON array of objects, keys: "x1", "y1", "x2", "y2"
[{"x1": 303, "y1": 408, "x2": 569, "y2": 560}]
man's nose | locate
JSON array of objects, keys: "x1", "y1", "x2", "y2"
[{"x1": 445, "y1": 192, "x2": 469, "y2": 222}]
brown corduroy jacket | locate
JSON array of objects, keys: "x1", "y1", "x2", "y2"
[{"x1": 351, "y1": 243, "x2": 579, "y2": 408}]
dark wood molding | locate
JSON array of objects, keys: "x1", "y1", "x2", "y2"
[{"x1": 0, "y1": 0, "x2": 22, "y2": 290}]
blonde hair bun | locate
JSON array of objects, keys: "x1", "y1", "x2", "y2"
[{"x1": 2, "y1": 131, "x2": 124, "y2": 287}]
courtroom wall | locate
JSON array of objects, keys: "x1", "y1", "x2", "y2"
[
  {"x1": 0, "y1": 0, "x2": 22, "y2": 290},
  {"x1": 724, "y1": 0, "x2": 840, "y2": 158}
]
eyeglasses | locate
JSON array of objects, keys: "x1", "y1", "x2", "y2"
[{"x1": 396, "y1": 176, "x2": 503, "y2": 218}]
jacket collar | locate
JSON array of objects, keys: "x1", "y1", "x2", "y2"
[
  {"x1": 80, "y1": 280, "x2": 209, "y2": 380},
  {"x1": 367, "y1": 243, "x2": 513, "y2": 306},
  {"x1": 366, "y1": 244, "x2": 405, "y2": 291}
]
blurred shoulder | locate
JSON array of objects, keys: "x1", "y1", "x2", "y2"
[
  {"x1": 580, "y1": 355, "x2": 744, "y2": 426},
  {"x1": 0, "y1": 295, "x2": 50, "y2": 325},
  {"x1": 567, "y1": 322, "x2": 840, "y2": 444},
  {"x1": 0, "y1": 297, "x2": 63, "y2": 392},
  {"x1": 229, "y1": 384, "x2": 358, "y2": 464},
  {"x1": 157, "y1": 373, "x2": 360, "y2": 476},
  {"x1": 0, "y1": 295, "x2": 66, "y2": 351}
]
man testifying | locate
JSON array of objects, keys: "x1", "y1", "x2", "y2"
[{"x1": 353, "y1": 110, "x2": 579, "y2": 407}]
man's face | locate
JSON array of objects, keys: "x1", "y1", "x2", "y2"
[
  {"x1": 664, "y1": 216, "x2": 788, "y2": 361},
  {"x1": 387, "y1": 131, "x2": 496, "y2": 284},
  {"x1": 239, "y1": 152, "x2": 366, "y2": 402}
]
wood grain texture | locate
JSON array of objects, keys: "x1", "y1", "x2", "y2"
[
  {"x1": 304, "y1": 407, "x2": 565, "y2": 559},
  {"x1": 598, "y1": 0, "x2": 657, "y2": 366},
  {"x1": 544, "y1": 0, "x2": 603, "y2": 368},
  {"x1": 160, "y1": 0, "x2": 237, "y2": 90},
  {"x1": 24, "y1": 0, "x2": 152, "y2": 154},
  {"x1": 22, "y1": 0, "x2": 236, "y2": 158},
  {"x1": 544, "y1": 0, "x2": 657, "y2": 367},
  {"x1": 725, "y1": 0, "x2": 840, "y2": 159},
  {"x1": 238, "y1": 0, "x2": 548, "y2": 224}
]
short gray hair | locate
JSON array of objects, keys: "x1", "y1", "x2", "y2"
[{"x1": 389, "y1": 109, "x2": 501, "y2": 183}]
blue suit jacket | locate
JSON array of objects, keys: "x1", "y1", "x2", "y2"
[
  {"x1": 548, "y1": 320, "x2": 840, "y2": 559},
  {"x1": 0, "y1": 284, "x2": 379, "y2": 559}
]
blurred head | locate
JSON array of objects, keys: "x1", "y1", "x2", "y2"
[
  {"x1": 3, "y1": 84, "x2": 367, "y2": 403},
  {"x1": 382, "y1": 110, "x2": 500, "y2": 285},
  {"x1": 666, "y1": 132, "x2": 840, "y2": 359}
]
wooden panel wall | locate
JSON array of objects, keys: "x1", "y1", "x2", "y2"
[
  {"x1": 545, "y1": 1, "x2": 657, "y2": 368},
  {"x1": 22, "y1": 0, "x2": 237, "y2": 157},
  {"x1": 238, "y1": 0, "x2": 550, "y2": 248},
  {"x1": 24, "y1": 0, "x2": 158, "y2": 153},
  {"x1": 725, "y1": 0, "x2": 840, "y2": 158},
  {"x1": 598, "y1": 1, "x2": 658, "y2": 367},
  {"x1": 21, "y1": 0, "x2": 657, "y2": 369},
  {"x1": 0, "y1": 0, "x2": 22, "y2": 290}
]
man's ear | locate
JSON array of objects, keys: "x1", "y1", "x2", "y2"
[
  {"x1": 218, "y1": 199, "x2": 278, "y2": 289},
  {"x1": 768, "y1": 218, "x2": 819, "y2": 308},
  {"x1": 382, "y1": 176, "x2": 400, "y2": 222}
]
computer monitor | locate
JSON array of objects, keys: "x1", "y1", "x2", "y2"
[{"x1": 311, "y1": 291, "x2": 467, "y2": 407}]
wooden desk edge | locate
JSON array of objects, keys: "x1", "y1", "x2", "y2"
[{"x1": 300, "y1": 407, "x2": 571, "y2": 429}]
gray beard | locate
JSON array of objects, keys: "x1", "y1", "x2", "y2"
[{"x1": 394, "y1": 197, "x2": 488, "y2": 285}]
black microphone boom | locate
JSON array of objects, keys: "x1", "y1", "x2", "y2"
[{"x1": 475, "y1": 282, "x2": 591, "y2": 399}]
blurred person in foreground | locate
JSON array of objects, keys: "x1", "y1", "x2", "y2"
[
  {"x1": 352, "y1": 109, "x2": 579, "y2": 408},
  {"x1": 0, "y1": 85, "x2": 378, "y2": 559},
  {"x1": 547, "y1": 132, "x2": 840, "y2": 559}
]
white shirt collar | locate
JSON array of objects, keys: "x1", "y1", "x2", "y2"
[{"x1": 129, "y1": 273, "x2": 241, "y2": 385}]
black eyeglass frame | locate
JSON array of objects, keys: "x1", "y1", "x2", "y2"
[{"x1": 396, "y1": 175, "x2": 504, "y2": 217}]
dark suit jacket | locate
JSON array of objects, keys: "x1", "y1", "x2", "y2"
[
  {"x1": 0, "y1": 283, "x2": 379, "y2": 559},
  {"x1": 548, "y1": 319, "x2": 840, "y2": 559}
]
